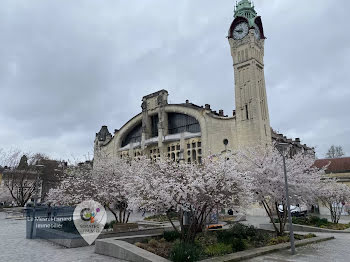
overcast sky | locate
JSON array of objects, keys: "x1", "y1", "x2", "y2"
[{"x1": 1, "y1": 0, "x2": 349, "y2": 161}]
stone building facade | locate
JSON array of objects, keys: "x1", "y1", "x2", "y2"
[{"x1": 94, "y1": 0, "x2": 313, "y2": 162}]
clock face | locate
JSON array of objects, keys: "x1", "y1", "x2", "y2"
[
  {"x1": 233, "y1": 22, "x2": 249, "y2": 40},
  {"x1": 254, "y1": 25, "x2": 261, "y2": 40}
]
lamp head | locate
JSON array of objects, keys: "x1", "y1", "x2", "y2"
[{"x1": 275, "y1": 142, "x2": 291, "y2": 156}]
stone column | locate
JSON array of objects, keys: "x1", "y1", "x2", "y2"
[
  {"x1": 141, "y1": 100, "x2": 151, "y2": 147},
  {"x1": 179, "y1": 132, "x2": 186, "y2": 163},
  {"x1": 157, "y1": 95, "x2": 168, "y2": 157},
  {"x1": 129, "y1": 142, "x2": 134, "y2": 159}
]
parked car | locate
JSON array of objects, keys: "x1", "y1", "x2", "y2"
[{"x1": 278, "y1": 204, "x2": 308, "y2": 217}]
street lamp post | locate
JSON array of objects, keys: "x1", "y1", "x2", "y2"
[
  {"x1": 276, "y1": 143, "x2": 296, "y2": 255},
  {"x1": 220, "y1": 139, "x2": 229, "y2": 223},
  {"x1": 29, "y1": 164, "x2": 45, "y2": 239},
  {"x1": 178, "y1": 149, "x2": 191, "y2": 226}
]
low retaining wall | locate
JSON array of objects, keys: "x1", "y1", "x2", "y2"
[
  {"x1": 38, "y1": 226, "x2": 168, "y2": 248},
  {"x1": 113, "y1": 223, "x2": 139, "y2": 232},
  {"x1": 36, "y1": 228, "x2": 86, "y2": 248},
  {"x1": 95, "y1": 234, "x2": 334, "y2": 262},
  {"x1": 95, "y1": 234, "x2": 169, "y2": 262},
  {"x1": 260, "y1": 223, "x2": 350, "y2": 233},
  {"x1": 200, "y1": 236, "x2": 334, "y2": 262}
]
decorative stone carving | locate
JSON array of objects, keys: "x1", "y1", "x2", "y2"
[{"x1": 141, "y1": 101, "x2": 147, "y2": 111}]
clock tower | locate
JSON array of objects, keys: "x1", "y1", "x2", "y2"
[{"x1": 228, "y1": 0, "x2": 271, "y2": 147}]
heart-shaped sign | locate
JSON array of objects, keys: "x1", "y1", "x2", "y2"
[{"x1": 73, "y1": 200, "x2": 107, "y2": 245}]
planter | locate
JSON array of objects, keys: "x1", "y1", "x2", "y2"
[
  {"x1": 95, "y1": 234, "x2": 334, "y2": 262},
  {"x1": 113, "y1": 223, "x2": 139, "y2": 233}
]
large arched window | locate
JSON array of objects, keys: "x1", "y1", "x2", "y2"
[
  {"x1": 168, "y1": 113, "x2": 200, "y2": 134},
  {"x1": 121, "y1": 123, "x2": 142, "y2": 147}
]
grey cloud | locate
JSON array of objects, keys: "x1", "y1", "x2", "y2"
[{"x1": 0, "y1": 0, "x2": 349, "y2": 160}]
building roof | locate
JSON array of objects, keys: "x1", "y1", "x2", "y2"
[
  {"x1": 271, "y1": 129, "x2": 314, "y2": 152},
  {"x1": 234, "y1": 0, "x2": 257, "y2": 27},
  {"x1": 96, "y1": 125, "x2": 112, "y2": 141},
  {"x1": 142, "y1": 89, "x2": 168, "y2": 100},
  {"x1": 314, "y1": 157, "x2": 350, "y2": 174}
]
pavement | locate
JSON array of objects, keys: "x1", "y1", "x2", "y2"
[
  {"x1": 1, "y1": 211, "x2": 350, "y2": 262},
  {"x1": 0, "y1": 212, "x2": 125, "y2": 262},
  {"x1": 242, "y1": 215, "x2": 270, "y2": 227},
  {"x1": 247, "y1": 232, "x2": 349, "y2": 262},
  {"x1": 243, "y1": 216, "x2": 350, "y2": 262}
]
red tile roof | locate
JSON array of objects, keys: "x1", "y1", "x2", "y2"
[{"x1": 314, "y1": 157, "x2": 350, "y2": 173}]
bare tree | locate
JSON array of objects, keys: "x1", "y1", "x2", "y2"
[
  {"x1": 0, "y1": 148, "x2": 21, "y2": 168},
  {"x1": 2, "y1": 155, "x2": 40, "y2": 206},
  {"x1": 3, "y1": 170, "x2": 38, "y2": 207},
  {"x1": 1, "y1": 148, "x2": 66, "y2": 205},
  {"x1": 326, "y1": 145, "x2": 345, "y2": 158}
]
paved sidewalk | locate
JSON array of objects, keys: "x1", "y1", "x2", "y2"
[
  {"x1": 241, "y1": 216, "x2": 349, "y2": 261},
  {"x1": 247, "y1": 232, "x2": 349, "y2": 262},
  {"x1": 0, "y1": 212, "x2": 124, "y2": 262},
  {"x1": 2, "y1": 212, "x2": 349, "y2": 262},
  {"x1": 242, "y1": 215, "x2": 270, "y2": 227}
]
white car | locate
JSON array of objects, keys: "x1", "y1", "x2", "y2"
[{"x1": 278, "y1": 204, "x2": 308, "y2": 217}]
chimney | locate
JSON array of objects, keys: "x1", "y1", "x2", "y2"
[
  {"x1": 219, "y1": 110, "x2": 224, "y2": 116},
  {"x1": 185, "y1": 99, "x2": 189, "y2": 104},
  {"x1": 295, "y1": 138, "x2": 300, "y2": 143},
  {"x1": 205, "y1": 104, "x2": 211, "y2": 110},
  {"x1": 233, "y1": 110, "x2": 236, "y2": 116}
]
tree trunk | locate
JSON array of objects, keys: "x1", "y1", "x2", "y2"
[
  {"x1": 122, "y1": 208, "x2": 126, "y2": 223},
  {"x1": 167, "y1": 211, "x2": 179, "y2": 233},
  {"x1": 179, "y1": 211, "x2": 185, "y2": 240},
  {"x1": 106, "y1": 205, "x2": 119, "y2": 223},
  {"x1": 262, "y1": 200, "x2": 283, "y2": 236},
  {"x1": 126, "y1": 211, "x2": 131, "y2": 223}
]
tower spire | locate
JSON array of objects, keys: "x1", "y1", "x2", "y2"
[
  {"x1": 234, "y1": 0, "x2": 257, "y2": 27},
  {"x1": 228, "y1": 3, "x2": 271, "y2": 147}
]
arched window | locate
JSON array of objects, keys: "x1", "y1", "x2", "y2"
[
  {"x1": 168, "y1": 113, "x2": 200, "y2": 134},
  {"x1": 192, "y1": 150, "x2": 197, "y2": 162},
  {"x1": 121, "y1": 123, "x2": 142, "y2": 147}
]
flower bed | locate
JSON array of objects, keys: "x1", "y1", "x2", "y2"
[
  {"x1": 292, "y1": 216, "x2": 350, "y2": 230},
  {"x1": 135, "y1": 224, "x2": 316, "y2": 262}
]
